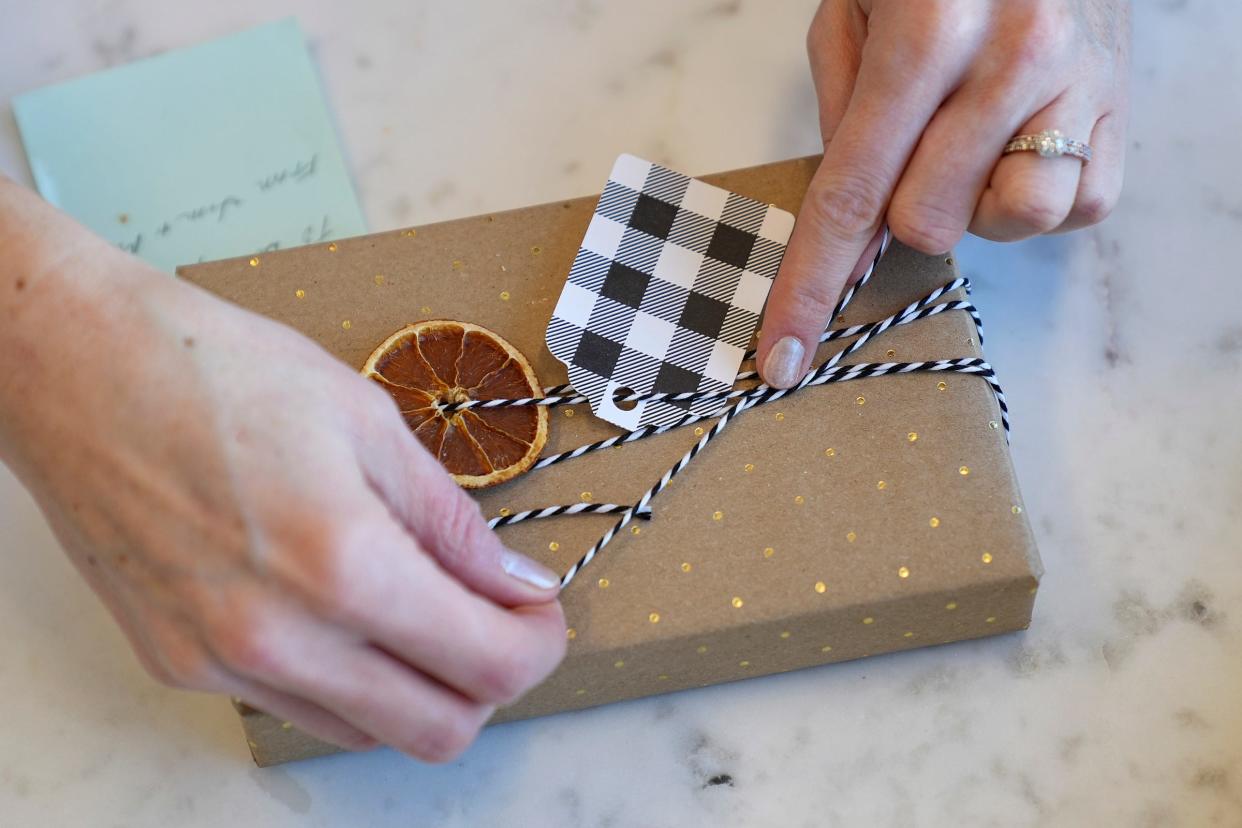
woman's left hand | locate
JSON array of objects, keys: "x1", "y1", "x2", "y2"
[{"x1": 759, "y1": 0, "x2": 1131, "y2": 389}]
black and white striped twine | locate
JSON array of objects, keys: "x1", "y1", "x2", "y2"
[{"x1": 476, "y1": 235, "x2": 1009, "y2": 587}]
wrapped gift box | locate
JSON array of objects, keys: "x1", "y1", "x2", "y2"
[{"x1": 180, "y1": 156, "x2": 1041, "y2": 766}]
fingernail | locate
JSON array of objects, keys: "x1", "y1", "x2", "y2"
[
  {"x1": 501, "y1": 550, "x2": 560, "y2": 591},
  {"x1": 762, "y1": 336, "x2": 805, "y2": 389}
]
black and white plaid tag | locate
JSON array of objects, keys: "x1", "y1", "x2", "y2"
[{"x1": 546, "y1": 154, "x2": 794, "y2": 429}]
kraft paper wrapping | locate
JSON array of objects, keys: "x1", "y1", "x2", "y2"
[{"x1": 181, "y1": 156, "x2": 1041, "y2": 767}]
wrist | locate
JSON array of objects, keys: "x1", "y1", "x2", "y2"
[{"x1": 0, "y1": 177, "x2": 156, "y2": 471}]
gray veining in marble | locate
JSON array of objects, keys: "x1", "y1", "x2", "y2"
[{"x1": 1, "y1": 0, "x2": 1239, "y2": 825}]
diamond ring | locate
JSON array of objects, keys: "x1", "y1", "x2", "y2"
[{"x1": 1003, "y1": 129, "x2": 1092, "y2": 164}]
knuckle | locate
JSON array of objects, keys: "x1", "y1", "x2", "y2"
[
  {"x1": 887, "y1": 199, "x2": 964, "y2": 255},
  {"x1": 997, "y1": 186, "x2": 1068, "y2": 233},
  {"x1": 783, "y1": 271, "x2": 841, "y2": 321},
  {"x1": 435, "y1": 491, "x2": 491, "y2": 568},
  {"x1": 210, "y1": 613, "x2": 283, "y2": 677},
  {"x1": 905, "y1": 3, "x2": 971, "y2": 65},
  {"x1": 476, "y1": 647, "x2": 540, "y2": 704},
  {"x1": 282, "y1": 520, "x2": 370, "y2": 623},
  {"x1": 807, "y1": 173, "x2": 889, "y2": 239},
  {"x1": 157, "y1": 642, "x2": 214, "y2": 689},
  {"x1": 401, "y1": 710, "x2": 483, "y2": 763},
  {"x1": 1011, "y1": 5, "x2": 1071, "y2": 66},
  {"x1": 1071, "y1": 191, "x2": 1115, "y2": 226},
  {"x1": 313, "y1": 554, "x2": 367, "y2": 623}
]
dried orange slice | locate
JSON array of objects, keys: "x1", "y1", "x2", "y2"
[{"x1": 362, "y1": 321, "x2": 548, "y2": 488}]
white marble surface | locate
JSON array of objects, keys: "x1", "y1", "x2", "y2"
[{"x1": 2, "y1": 0, "x2": 1240, "y2": 825}]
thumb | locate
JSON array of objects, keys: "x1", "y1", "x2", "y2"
[{"x1": 358, "y1": 402, "x2": 561, "y2": 606}]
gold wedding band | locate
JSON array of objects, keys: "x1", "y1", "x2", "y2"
[{"x1": 1003, "y1": 129, "x2": 1092, "y2": 164}]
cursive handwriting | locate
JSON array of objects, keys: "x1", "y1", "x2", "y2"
[
  {"x1": 113, "y1": 153, "x2": 334, "y2": 259},
  {"x1": 177, "y1": 195, "x2": 243, "y2": 224},
  {"x1": 256, "y1": 153, "x2": 318, "y2": 192}
]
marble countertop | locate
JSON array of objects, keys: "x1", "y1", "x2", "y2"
[{"x1": 2, "y1": 1, "x2": 1239, "y2": 825}]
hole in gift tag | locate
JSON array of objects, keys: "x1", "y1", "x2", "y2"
[{"x1": 612, "y1": 386, "x2": 638, "y2": 412}]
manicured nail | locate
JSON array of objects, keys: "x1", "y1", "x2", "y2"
[
  {"x1": 501, "y1": 550, "x2": 560, "y2": 590},
  {"x1": 762, "y1": 336, "x2": 805, "y2": 389}
]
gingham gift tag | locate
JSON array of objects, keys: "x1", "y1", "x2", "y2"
[{"x1": 546, "y1": 154, "x2": 795, "y2": 429}]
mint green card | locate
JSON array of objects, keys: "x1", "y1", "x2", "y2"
[{"x1": 13, "y1": 19, "x2": 366, "y2": 273}]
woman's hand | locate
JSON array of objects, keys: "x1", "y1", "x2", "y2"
[
  {"x1": 0, "y1": 181, "x2": 566, "y2": 761},
  {"x1": 758, "y1": 0, "x2": 1130, "y2": 387}
]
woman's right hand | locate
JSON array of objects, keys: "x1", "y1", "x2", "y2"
[{"x1": 0, "y1": 179, "x2": 567, "y2": 761}]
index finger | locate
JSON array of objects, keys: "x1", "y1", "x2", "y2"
[{"x1": 757, "y1": 12, "x2": 966, "y2": 387}]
